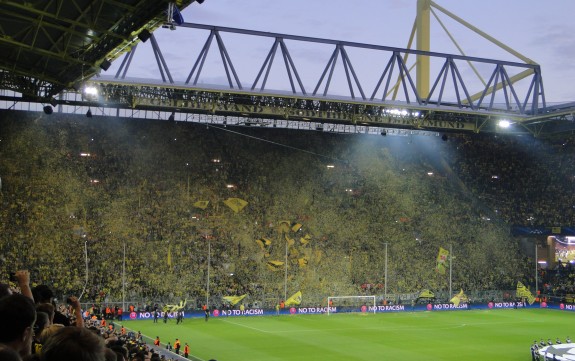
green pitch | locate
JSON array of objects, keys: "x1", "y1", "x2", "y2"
[{"x1": 121, "y1": 309, "x2": 573, "y2": 361}]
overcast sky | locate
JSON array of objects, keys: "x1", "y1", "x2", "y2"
[{"x1": 105, "y1": 0, "x2": 575, "y2": 103}]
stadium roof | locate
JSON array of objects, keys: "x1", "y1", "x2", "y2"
[
  {"x1": 0, "y1": 0, "x2": 195, "y2": 100},
  {"x1": 0, "y1": 1, "x2": 574, "y2": 137}
]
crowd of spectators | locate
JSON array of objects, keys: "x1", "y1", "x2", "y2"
[
  {"x1": 0, "y1": 111, "x2": 573, "y2": 307},
  {"x1": 447, "y1": 134, "x2": 575, "y2": 226},
  {"x1": 0, "y1": 270, "x2": 212, "y2": 361},
  {"x1": 537, "y1": 260, "x2": 575, "y2": 303}
]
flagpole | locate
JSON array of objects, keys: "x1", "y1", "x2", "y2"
[
  {"x1": 206, "y1": 239, "x2": 211, "y2": 308},
  {"x1": 384, "y1": 242, "x2": 388, "y2": 303},
  {"x1": 122, "y1": 240, "x2": 126, "y2": 312},
  {"x1": 449, "y1": 244, "x2": 452, "y2": 299},
  {"x1": 284, "y1": 239, "x2": 288, "y2": 302},
  {"x1": 79, "y1": 240, "x2": 89, "y2": 301},
  {"x1": 535, "y1": 241, "x2": 538, "y2": 300}
]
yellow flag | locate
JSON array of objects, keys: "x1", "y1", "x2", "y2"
[
  {"x1": 291, "y1": 223, "x2": 302, "y2": 232},
  {"x1": 418, "y1": 289, "x2": 434, "y2": 299},
  {"x1": 278, "y1": 220, "x2": 291, "y2": 233},
  {"x1": 193, "y1": 200, "x2": 209, "y2": 209},
  {"x1": 450, "y1": 289, "x2": 468, "y2": 307},
  {"x1": 436, "y1": 247, "x2": 449, "y2": 274},
  {"x1": 516, "y1": 281, "x2": 536, "y2": 305},
  {"x1": 285, "y1": 234, "x2": 295, "y2": 247},
  {"x1": 266, "y1": 260, "x2": 284, "y2": 271},
  {"x1": 256, "y1": 238, "x2": 272, "y2": 250},
  {"x1": 285, "y1": 291, "x2": 302, "y2": 306},
  {"x1": 223, "y1": 198, "x2": 248, "y2": 213},
  {"x1": 222, "y1": 294, "x2": 247, "y2": 306}
]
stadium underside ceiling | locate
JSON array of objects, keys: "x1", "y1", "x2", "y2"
[
  {"x1": 0, "y1": 0, "x2": 195, "y2": 99},
  {"x1": 0, "y1": 2, "x2": 574, "y2": 137}
]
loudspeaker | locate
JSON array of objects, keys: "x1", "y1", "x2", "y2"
[
  {"x1": 138, "y1": 29, "x2": 151, "y2": 42},
  {"x1": 100, "y1": 59, "x2": 112, "y2": 71}
]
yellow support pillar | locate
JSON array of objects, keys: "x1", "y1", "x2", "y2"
[{"x1": 416, "y1": 0, "x2": 431, "y2": 99}]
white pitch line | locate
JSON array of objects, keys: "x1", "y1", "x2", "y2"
[
  {"x1": 215, "y1": 316, "x2": 539, "y2": 336},
  {"x1": 219, "y1": 319, "x2": 271, "y2": 333}
]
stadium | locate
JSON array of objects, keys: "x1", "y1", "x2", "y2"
[{"x1": 0, "y1": 1, "x2": 574, "y2": 361}]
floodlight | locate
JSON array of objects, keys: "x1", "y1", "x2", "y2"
[
  {"x1": 84, "y1": 85, "x2": 98, "y2": 98},
  {"x1": 498, "y1": 120, "x2": 511, "y2": 128}
]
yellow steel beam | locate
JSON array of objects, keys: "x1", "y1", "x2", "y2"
[
  {"x1": 393, "y1": 19, "x2": 418, "y2": 100},
  {"x1": 430, "y1": 8, "x2": 486, "y2": 87},
  {"x1": 430, "y1": 1, "x2": 536, "y2": 65},
  {"x1": 416, "y1": 0, "x2": 431, "y2": 99}
]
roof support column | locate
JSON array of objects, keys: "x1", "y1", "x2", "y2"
[{"x1": 416, "y1": 0, "x2": 431, "y2": 99}]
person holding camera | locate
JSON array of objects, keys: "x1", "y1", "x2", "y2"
[
  {"x1": 66, "y1": 295, "x2": 85, "y2": 328},
  {"x1": 3, "y1": 270, "x2": 34, "y2": 301}
]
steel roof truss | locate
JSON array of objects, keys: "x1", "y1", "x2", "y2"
[
  {"x1": 252, "y1": 38, "x2": 306, "y2": 95},
  {"x1": 339, "y1": 45, "x2": 366, "y2": 100},
  {"x1": 370, "y1": 53, "x2": 397, "y2": 101},
  {"x1": 185, "y1": 30, "x2": 242, "y2": 89},
  {"x1": 186, "y1": 30, "x2": 216, "y2": 85},
  {"x1": 252, "y1": 38, "x2": 280, "y2": 91},
  {"x1": 114, "y1": 44, "x2": 138, "y2": 80},
  {"x1": 214, "y1": 31, "x2": 242, "y2": 89},
  {"x1": 279, "y1": 39, "x2": 306, "y2": 95},
  {"x1": 313, "y1": 45, "x2": 340, "y2": 97},
  {"x1": 149, "y1": 33, "x2": 173, "y2": 84}
]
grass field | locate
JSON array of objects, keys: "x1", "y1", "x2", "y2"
[{"x1": 121, "y1": 309, "x2": 573, "y2": 361}]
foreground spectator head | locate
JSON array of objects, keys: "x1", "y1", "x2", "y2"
[
  {"x1": 31, "y1": 285, "x2": 53, "y2": 304},
  {"x1": 36, "y1": 303, "x2": 55, "y2": 325},
  {"x1": 108, "y1": 344, "x2": 128, "y2": 361},
  {"x1": 34, "y1": 311, "x2": 50, "y2": 335},
  {"x1": 0, "y1": 283, "x2": 12, "y2": 298},
  {"x1": 40, "y1": 326, "x2": 106, "y2": 361},
  {"x1": 0, "y1": 293, "x2": 36, "y2": 357},
  {"x1": 104, "y1": 347, "x2": 118, "y2": 361},
  {"x1": 38, "y1": 324, "x2": 65, "y2": 345},
  {"x1": 0, "y1": 343, "x2": 22, "y2": 361}
]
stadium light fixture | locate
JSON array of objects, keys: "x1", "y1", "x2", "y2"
[
  {"x1": 84, "y1": 85, "x2": 99, "y2": 100},
  {"x1": 498, "y1": 119, "x2": 511, "y2": 128}
]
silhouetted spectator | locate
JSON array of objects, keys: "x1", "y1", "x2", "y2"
[
  {"x1": 0, "y1": 293, "x2": 37, "y2": 358},
  {"x1": 39, "y1": 326, "x2": 106, "y2": 361}
]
